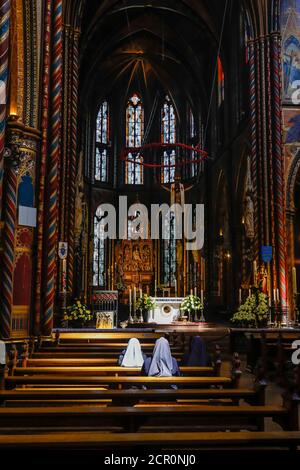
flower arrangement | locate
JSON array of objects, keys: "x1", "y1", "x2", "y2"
[
  {"x1": 64, "y1": 299, "x2": 93, "y2": 324},
  {"x1": 136, "y1": 294, "x2": 156, "y2": 312},
  {"x1": 181, "y1": 295, "x2": 204, "y2": 312},
  {"x1": 231, "y1": 290, "x2": 268, "y2": 326}
]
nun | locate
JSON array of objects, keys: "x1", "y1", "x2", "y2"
[
  {"x1": 118, "y1": 338, "x2": 147, "y2": 368},
  {"x1": 184, "y1": 335, "x2": 209, "y2": 366},
  {"x1": 142, "y1": 337, "x2": 180, "y2": 377}
]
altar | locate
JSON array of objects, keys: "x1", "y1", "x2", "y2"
[{"x1": 147, "y1": 297, "x2": 184, "y2": 324}]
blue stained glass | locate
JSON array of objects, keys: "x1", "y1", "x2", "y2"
[
  {"x1": 95, "y1": 148, "x2": 107, "y2": 182},
  {"x1": 126, "y1": 94, "x2": 144, "y2": 184},
  {"x1": 96, "y1": 101, "x2": 109, "y2": 144},
  {"x1": 95, "y1": 101, "x2": 110, "y2": 182},
  {"x1": 93, "y1": 207, "x2": 107, "y2": 287},
  {"x1": 161, "y1": 96, "x2": 176, "y2": 183}
]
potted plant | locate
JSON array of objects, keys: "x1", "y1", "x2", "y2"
[
  {"x1": 63, "y1": 299, "x2": 93, "y2": 328},
  {"x1": 136, "y1": 294, "x2": 156, "y2": 322},
  {"x1": 231, "y1": 290, "x2": 268, "y2": 328},
  {"x1": 180, "y1": 295, "x2": 204, "y2": 321}
]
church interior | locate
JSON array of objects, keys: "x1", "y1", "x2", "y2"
[{"x1": 0, "y1": 0, "x2": 300, "y2": 459}]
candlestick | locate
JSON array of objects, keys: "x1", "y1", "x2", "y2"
[
  {"x1": 273, "y1": 288, "x2": 276, "y2": 304},
  {"x1": 154, "y1": 279, "x2": 157, "y2": 298},
  {"x1": 292, "y1": 267, "x2": 297, "y2": 294},
  {"x1": 239, "y1": 288, "x2": 242, "y2": 304},
  {"x1": 201, "y1": 289, "x2": 204, "y2": 304},
  {"x1": 248, "y1": 289, "x2": 251, "y2": 298},
  {"x1": 277, "y1": 288, "x2": 280, "y2": 303},
  {"x1": 194, "y1": 287, "x2": 197, "y2": 297},
  {"x1": 139, "y1": 288, "x2": 142, "y2": 299}
]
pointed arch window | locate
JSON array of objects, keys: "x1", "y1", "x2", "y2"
[
  {"x1": 95, "y1": 101, "x2": 110, "y2": 182},
  {"x1": 125, "y1": 93, "x2": 144, "y2": 185},
  {"x1": 161, "y1": 211, "x2": 176, "y2": 286},
  {"x1": 161, "y1": 95, "x2": 176, "y2": 183},
  {"x1": 93, "y1": 206, "x2": 107, "y2": 287}
]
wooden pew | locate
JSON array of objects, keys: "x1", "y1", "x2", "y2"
[
  {"x1": 0, "y1": 404, "x2": 292, "y2": 432},
  {"x1": 13, "y1": 366, "x2": 214, "y2": 377},
  {"x1": 51, "y1": 331, "x2": 164, "y2": 344},
  {"x1": 0, "y1": 387, "x2": 265, "y2": 407},
  {"x1": 27, "y1": 358, "x2": 122, "y2": 366},
  {"x1": 0, "y1": 431, "x2": 299, "y2": 451},
  {"x1": 31, "y1": 351, "x2": 184, "y2": 359},
  {"x1": 5, "y1": 375, "x2": 232, "y2": 388}
]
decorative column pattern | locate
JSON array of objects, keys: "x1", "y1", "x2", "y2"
[
  {"x1": 271, "y1": 32, "x2": 288, "y2": 308},
  {"x1": 67, "y1": 30, "x2": 80, "y2": 294},
  {"x1": 248, "y1": 29, "x2": 289, "y2": 315},
  {"x1": 0, "y1": 0, "x2": 10, "y2": 220},
  {"x1": 34, "y1": 0, "x2": 52, "y2": 334},
  {"x1": 248, "y1": 40, "x2": 259, "y2": 259},
  {"x1": 43, "y1": 0, "x2": 63, "y2": 335},
  {"x1": 265, "y1": 35, "x2": 277, "y2": 292},
  {"x1": 1, "y1": 160, "x2": 17, "y2": 337}
]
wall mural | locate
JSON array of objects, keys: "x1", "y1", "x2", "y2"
[{"x1": 281, "y1": 0, "x2": 300, "y2": 104}]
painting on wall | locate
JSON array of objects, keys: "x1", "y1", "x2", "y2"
[
  {"x1": 281, "y1": 1, "x2": 300, "y2": 103},
  {"x1": 283, "y1": 109, "x2": 300, "y2": 144}
]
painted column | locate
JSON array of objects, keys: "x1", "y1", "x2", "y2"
[
  {"x1": 271, "y1": 32, "x2": 288, "y2": 310},
  {"x1": 34, "y1": 0, "x2": 52, "y2": 335},
  {"x1": 43, "y1": 0, "x2": 63, "y2": 335},
  {"x1": 67, "y1": 29, "x2": 80, "y2": 295},
  {"x1": 1, "y1": 144, "x2": 17, "y2": 338},
  {"x1": 0, "y1": 0, "x2": 10, "y2": 220}
]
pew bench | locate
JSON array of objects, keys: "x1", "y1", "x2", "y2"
[
  {"x1": 0, "y1": 387, "x2": 264, "y2": 407},
  {"x1": 5, "y1": 375, "x2": 232, "y2": 389},
  {"x1": 13, "y1": 366, "x2": 214, "y2": 377},
  {"x1": 0, "y1": 404, "x2": 293, "y2": 432},
  {"x1": 0, "y1": 430, "x2": 299, "y2": 451}
]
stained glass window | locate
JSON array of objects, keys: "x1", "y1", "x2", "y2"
[
  {"x1": 95, "y1": 101, "x2": 109, "y2": 182},
  {"x1": 217, "y1": 57, "x2": 225, "y2": 107},
  {"x1": 189, "y1": 107, "x2": 197, "y2": 178},
  {"x1": 161, "y1": 95, "x2": 176, "y2": 183},
  {"x1": 93, "y1": 206, "x2": 107, "y2": 287},
  {"x1": 126, "y1": 94, "x2": 144, "y2": 185},
  {"x1": 161, "y1": 212, "x2": 176, "y2": 286}
]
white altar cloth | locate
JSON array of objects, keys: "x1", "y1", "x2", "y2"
[{"x1": 147, "y1": 297, "x2": 184, "y2": 324}]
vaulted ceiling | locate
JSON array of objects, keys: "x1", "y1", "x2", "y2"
[{"x1": 76, "y1": 0, "x2": 234, "y2": 113}]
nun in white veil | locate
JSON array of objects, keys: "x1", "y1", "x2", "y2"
[{"x1": 118, "y1": 338, "x2": 147, "y2": 368}]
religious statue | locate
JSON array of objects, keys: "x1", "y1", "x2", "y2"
[{"x1": 244, "y1": 195, "x2": 254, "y2": 240}]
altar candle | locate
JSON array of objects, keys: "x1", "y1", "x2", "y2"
[
  {"x1": 239, "y1": 289, "x2": 242, "y2": 304},
  {"x1": 273, "y1": 289, "x2": 276, "y2": 304},
  {"x1": 174, "y1": 279, "x2": 177, "y2": 297},
  {"x1": 154, "y1": 279, "x2": 157, "y2": 298},
  {"x1": 293, "y1": 267, "x2": 297, "y2": 294},
  {"x1": 201, "y1": 289, "x2": 204, "y2": 304},
  {"x1": 139, "y1": 288, "x2": 142, "y2": 299},
  {"x1": 129, "y1": 288, "x2": 132, "y2": 307},
  {"x1": 277, "y1": 288, "x2": 280, "y2": 303},
  {"x1": 133, "y1": 287, "x2": 136, "y2": 306},
  {"x1": 194, "y1": 287, "x2": 197, "y2": 297},
  {"x1": 190, "y1": 289, "x2": 193, "y2": 296},
  {"x1": 249, "y1": 289, "x2": 251, "y2": 298}
]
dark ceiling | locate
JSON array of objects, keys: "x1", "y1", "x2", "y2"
[{"x1": 78, "y1": 0, "x2": 234, "y2": 114}]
